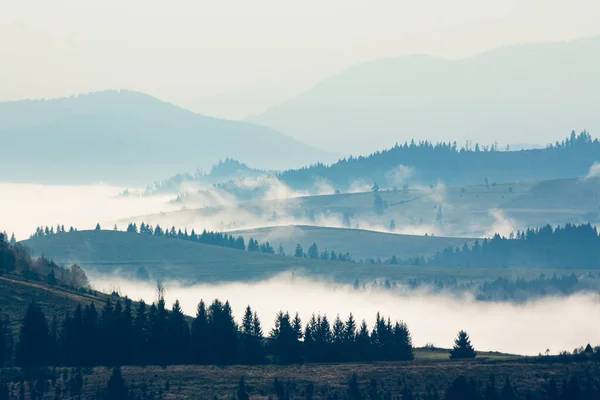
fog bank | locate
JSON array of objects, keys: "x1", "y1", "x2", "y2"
[
  {"x1": 0, "y1": 183, "x2": 174, "y2": 240},
  {"x1": 91, "y1": 274, "x2": 600, "y2": 356}
]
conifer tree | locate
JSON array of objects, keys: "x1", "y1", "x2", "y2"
[
  {"x1": 167, "y1": 300, "x2": 190, "y2": 364},
  {"x1": 16, "y1": 301, "x2": 49, "y2": 367},
  {"x1": 270, "y1": 311, "x2": 301, "y2": 364},
  {"x1": 347, "y1": 373, "x2": 361, "y2": 400},
  {"x1": 355, "y1": 320, "x2": 371, "y2": 361},
  {"x1": 241, "y1": 306, "x2": 262, "y2": 364},
  {"x1": 191, "y1": 300, "x2": 209, "y2": 364},
  {"x1": 449, "y1": 330, "x2": 476, "y2": 359},
  {"x1": 291, "y1": 312, "x2": 303, "y2": 340},
  {"x1": 132, "y1": 301, "x2": 148, "y2": 365},
  {"x1": 307, "y1": 242, "x2": 319, "y2": 259},
  {"x1": 105, "y1": 367, "x2": 128, "y2": 400},
  {"x1": 237, "y1": 377, "x2": 249, "y2": 400},
  {"x1": 294, "y1": 244, "x2": 304, "y2": 258}
]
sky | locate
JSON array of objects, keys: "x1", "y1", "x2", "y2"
[{"x1": 1, "y1": 0, "x2": 599, "y2": 120}]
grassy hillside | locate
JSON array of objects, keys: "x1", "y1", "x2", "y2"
[
  {"x1": 127, "y1": 180, "x2": 531, "y2": 238},
  {"x1": 229, "y1": 225, "x2": 472, "y2": 261},
  {"x1": 501, "y1": 176, "x2": 600, "y2": 214},
  {"x1": 20, "y1": 230, "x2": 592, "y2": 284},
  {"x1": 132, "y1": 176, "x2": 600, "y2": 239},
  {"x1": 0, "y1": 275, "x2": 108, "y2": 330}
]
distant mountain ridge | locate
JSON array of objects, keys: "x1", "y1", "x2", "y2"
[
  {"x1": 248, "y1": 36, "x2": 600, "y2": 154},
  {"x1": 145, "y1": 158, "x2": 268, "y2": 194},
  {"x1": 277, "y1": 131, "x2": 600, "y2": 189},
  {"x1": 0, "y1": 90, "x2": 336, "y2": 184}
]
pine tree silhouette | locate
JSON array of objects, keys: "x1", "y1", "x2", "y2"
[
  {"x1": 106, "y1": 367, "x2": 128, "y2": 400},
  {"x1": 237, "y1": 377, "x2": 249, "y2": 400},
  {"x1": 449, "y1": 330, "x2": 476, "y2": 359},
  {"x1": 16, "y1": 301, "x2": 49, "y2": 367}
]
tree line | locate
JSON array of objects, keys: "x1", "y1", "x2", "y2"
[
  {"x1": 354, "y1": 272, "x2": 600, "y2": 302},
  {"x1": 29, "y1": 223, "x2": 355, "y2": 263},
  {"x1": 423, "y1": 223, "x2": 600, "y2": 269},
  {"x1": 278, "y1": 131, "x2": 600, "y2": 190},
  {"x1": 7, "y1": 297, "x2": 416, "y2": 368}
]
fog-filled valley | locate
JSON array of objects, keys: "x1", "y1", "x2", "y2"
[
  {"x1": 3, "y1": 10, "x2": 600, "y2": 397},
  {"x1": 89, "y1": 274, "x2": 600, "y2": 356}
]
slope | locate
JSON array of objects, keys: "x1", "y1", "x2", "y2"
[
  {"x1": 123, "y1": 180, "x2": 534, "y2": 238},
  {"x1": 0, "y1": 275, "x2": 109, "y2": 330},
  {"x1": 228, "y1": 225, "x2": 472, "y2": 261},
  {"x1": 249, "y1": 36, "x2": 600, "y2": 155},
  {"x1": 20, "y1": 230, "x2": 551, "y2": 284},
  {"x1": 0, "y1": 90, "x2": 335, "y2": 184}
]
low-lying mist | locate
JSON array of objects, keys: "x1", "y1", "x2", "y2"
[
  {"x1": 0, "y1": 183, "x2": 175, "y2": 240},
  {"x1": 91, "y1": 273, "x2": 600, "y2": 357}
]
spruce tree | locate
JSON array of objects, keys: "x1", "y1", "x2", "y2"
[
  {"x1": 241, "y1": 306, "x2": 256, "y2": 364},
  {"x1": 355, "y1": 320, "x2": 371, "y2": 361},
  {"x1": 294, "y1": 244, "x2": 304, "y2": 258},
  {"x1": 270, "y1": 312, "x2": 301, "y2": 364},
  {"x1": 449, "y1": 330, "x2": 476, "y2": 359},
  {"x1": 237, "y1": 377, "x2": 249, "y2": 400},
  {"x1": 393, "y1": 321, "x2": 414, "y2": 361},
  {"x1": 105, "y1": 367, "x2": 127, "y2": 400},
  {"x1": 132, "y1": 301, "x2": 148, "y2": 365},
  {"x1": 347, "y1": 373, "x2": 361, "y2": 400},
  {"x1": 167, "y1": 300, "x2": 190, "y2": 364},
  {"x1": 307, "y1": 242, "x2": 319, "y2": 259},
  {"x1": 16, "y1": 301, "x2": 49, "y2": 367},
  {"x1": 191, "y1": 300, "x2": 210, "y2": 364}
]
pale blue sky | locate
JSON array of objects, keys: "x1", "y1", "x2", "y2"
[{"x1": 1, "y1": 0, "x2": 599, "y2": 119}]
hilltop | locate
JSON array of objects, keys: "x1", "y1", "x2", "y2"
[
  {"x1": 0, "y1": 90, "x2": 334, "y2": 184},
  {"x1": 124, "y1": 177, "x2": 592, "y2": 238},
  {"x1": 249, "y1": 36, "x2": 600, "y2": 154},
  {"x1": 229, "y1": 225, "x2": 471, "y2": 261},
  {"x1": 21, "y1": 230, "x2": 589, "y2": 285}
]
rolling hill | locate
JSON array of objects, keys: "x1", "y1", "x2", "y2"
[
  {"x1": 123, "y1": 176, "x2": 600, "y2": 239},
  {"x1": 20, "y1": 230, "x2": 561, "y2": 284},
  {"x1": 228, "y1": 225, "x2": 472, "y2": 261},
  {"x1": 249, "y1": 36, "x2": 600, "y2": 155},
  {"x1": 121, "y1": 180, "x2": 531, "y2": 238},
  {"x1": 0, "y1": 90, "x2": 335, "y2": 184}
]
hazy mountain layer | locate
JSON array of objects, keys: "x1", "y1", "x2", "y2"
[
  {"x1": 0, "y1": 90, "x2": 335, "y2": 184},
  {"x1": 249, "y1": 36, "x2": 600, "y2": 154}
]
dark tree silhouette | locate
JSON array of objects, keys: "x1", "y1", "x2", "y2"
[
  {"x1": 105, "y1": 367, "x2": 128, "y2": 400},
  {"x1": 450, "y1": 330, "x2": 477, "y2": 359},
  {"x1": 237, "y1": 377, "x2": 249, "y2": 400},
  {"x1": 16, "y1": 301, "x2": 49, "y2": 367}
]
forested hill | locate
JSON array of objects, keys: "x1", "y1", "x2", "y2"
[
  {"x1": 424, "y1": 223, "x2": 600, "y2": 269},
  {"x1": 278, "y1": 131, "x2": 600, "y2": 190}
]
